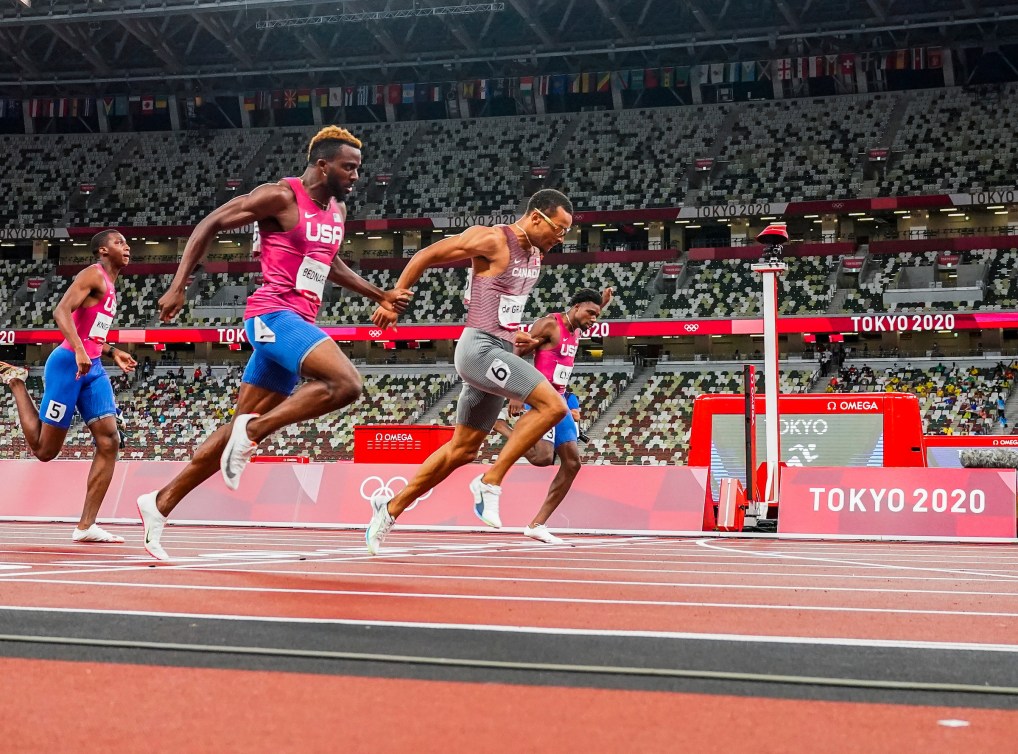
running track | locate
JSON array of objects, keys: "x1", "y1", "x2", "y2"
[{"x1": 1, "y1": 522, "x2": 1016, "y2": 752}]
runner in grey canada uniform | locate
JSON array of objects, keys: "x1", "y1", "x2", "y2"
[{"x1": 365, "y1": 189, "x2": 575, "y2": 555}]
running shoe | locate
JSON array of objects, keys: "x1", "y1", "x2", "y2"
[
  {"x1": 365, "y1": 491, "x2": 396, "y2": 556},
  {"x1": 137, "y1": 491, "x2": 170, "y2": 561},
  {"x1": 220, "y1": 413, "x2": 259, "y2": 491},
  {"x1": 0, "y1": 361, "x2": 27, "y2": 386},
  {"x1": 72, "y1": 524, "x2": 125, "y2": 544},
  {"x1": 523, "y1": 524, "x2": 568, "y2": 545},
  {"x1": 470, "y1": 474, "x2": 502, "y2": 528}
]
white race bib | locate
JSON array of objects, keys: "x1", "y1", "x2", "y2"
[
  {"x1": 88, "y1": 312, "x2": 113, "y2": 342},
  {"x1": 295, "y1": 256, "x2": 329, "y2": 301},
  {"x1": 497, "y1": 294, "x2": 528, "y2": 329},
  {"x1": 552, "y1": 362, "x2": 574, "y2": 387}
]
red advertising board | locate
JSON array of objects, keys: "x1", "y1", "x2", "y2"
[
  {"x1": 0, "y1": 460, "x2": 711, "y2": 534},
  {"x1": 5, "y1": 311, "x2": 1018, "y2": 346},
  {"x1": 354, "y1": 425, "x2": 455, "y2": 463},
  {"x1": 778, "y1": 466, "x2": 1017, "y2": 539}
]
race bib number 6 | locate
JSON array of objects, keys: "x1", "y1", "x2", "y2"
[{"x1": 487, "y1": 358, "x2": 512, "y2": 388}]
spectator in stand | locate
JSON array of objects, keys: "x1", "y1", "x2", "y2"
[{"x1": 193, "y1": 366, "x2": 202, "y2": 382}]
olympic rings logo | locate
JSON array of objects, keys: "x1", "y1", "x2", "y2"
[
  {"x1": 684, "y1": 323, "x2": 699, "y2": 332},
  {"x1": 369, "y1": 329, "x2": 383, "y2": 338},
  {"x1": 359, "y1": 475, "x2": 433, "y2": 512}
]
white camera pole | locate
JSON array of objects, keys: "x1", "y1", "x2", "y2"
[{"x1": 749, "y1": 224, "x2": 789, "y2": 519}]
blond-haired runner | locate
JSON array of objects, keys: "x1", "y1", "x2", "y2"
[{"x1": 137, "y1": 126, "x2": 411, "y2": 560}]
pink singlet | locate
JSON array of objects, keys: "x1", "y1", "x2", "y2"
[
  {"x1": 533, "y1": 312, "x2": 579, "y2": 394},
  {"x1": 245, "y1": 177, "x2": 345, "y2": 324},
  {"x1": 59, "y1": 263, "x2": 117, "y2": 360}
]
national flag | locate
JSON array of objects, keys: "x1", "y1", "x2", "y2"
[
  {"x1": 431, "y1": 84, "x2": 443, "y2": 102},
  {"x1": 792, "y1": 58, "x2": 807, "y2": 79},
  {"x1": 778, "y1": 58, "x2": 792, "y2": 80},
  {"x1": 629, "y1": 69, "x2": 645, "y2": 89},
  {"x1": 56, "y1": 98, "x2": 67, "y2": 117},
  {"x1": 582, "y1": 72, "x2": 595, "y2": 93},
  {"x1": 808, "y1": 57, "x2": 820, "y2": 78},
  {"x1": 414, "y1": 84, "x2": 429, "y2": 104},
  {"x1": 519, "y1": 76, "x2": 534, "y2": 94},
  {"x1": 373, "y1": 84, "x2": 385, "y2": 104},
  {"x1": 757, "y1": 60, "x2": 771, "y2": 80},
  {"x1": 115, "y1": 96, "x2": 128, "y2": 116},
  {"x1": 728, "y1": 62, "x2": 740, "y2": 83},
  {"x1": 644, "y1": 68, "x2": 659, "y2": 89},
  {"x1": 243, "y1": 94, "x2": 256, "y2": 111},
  {"x1": 741, "y1": 61, "x2": 757, "y2": 82},
  {"x1": 479, "y1": 79, "x2": 491, "y2": 99},
  {"x1": 45, "y1": 98, "x2": 56, "y2": 117},
  {"x1": 343, "y1": 87, "x2": 355, "y2": 106},
  {"x1": 597, "y1": 71, "x2": 611, "y2": 92},
  {"x1": 912, "y1": 47, "x2": 926, "y2": 70},
  {"x1": 675, "y1": 66, "x2": 690, "y2": 86},
  {"x1": 694, "y1": 65, "x2": 709, "y2": 86},
  {"x1": 612, "y1": 71, "x2": 629, "y2": 90},
  {"x1": 826, "y1": 55, "x2": 838, "y2": 76},
  {"x1": 568, "y1": 74, "x2": 581, "y2": 94},
  {"x1": 69, "y1": 98, "x2": 79, "y2": 117},
  {"x1": 459, "y1": 80, "x2": 474, "y2": 99},
  {"x1": 927, "y1": 47, "x2": 943, "y2": 69},
  {"x1": 313, "y1": 88, "x2": 327, "y2": 108},
  {"x1": 839, "y1": 53, "x2": 856, "y2": 78},
  {"x1": 296, "y1": 89, "x2": 310, "y2": 108},
  {"x1": 710, "y1": 62, "x2": 724, "y2": 83},
  {"x1": 0, "y1": 99, "x2": 5, "y2": 119},
  {"x1": 357, "y1": 85, "x2": 370, "y2": 106},
  {"x1": 402, "y1": 82, "x2": 414, "y2": 103},
  {"x1": 82, "y1": 97, "x2": 93, "y2": 117},
  {"x1": 155, "y1": 96, "x2": 168, "y2": 111},
  {"x1": 102, "y1": 97, "x2": 115, "y2": 115},
  {"x1": 550, "y1": 75, "x2": 567, "y2": 95},
  {"x1": 283, "y1": 89, "x2": 297, "y2": 109},
  {"x1": 660, "y1": 67, "x2": 673, "y2": 88},
  {"x1": 270, "y1": 90, "x2": 282, "y2": 109},
  {"x1": 388, "y1": 83, "x2": 402, "y2": 104}
]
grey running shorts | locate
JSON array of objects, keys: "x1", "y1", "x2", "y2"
[{"x1": 454, "y1": 327, "x2": 547, "y2": 432}]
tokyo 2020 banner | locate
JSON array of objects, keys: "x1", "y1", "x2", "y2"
[{"x1": 778, "y1": 466, "x2": 1017, "y2": 539}]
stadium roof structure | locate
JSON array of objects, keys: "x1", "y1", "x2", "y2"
[{"x1": 3, "y1": 0, "x2": 1018, "y2": 93}]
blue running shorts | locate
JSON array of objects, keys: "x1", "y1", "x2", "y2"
[
  {"x1": 39, "y1": 348, "x2": 117, "y2": 430},
  {"x1": 242, "y1": 310, "x2": 331, "y2": 395}
]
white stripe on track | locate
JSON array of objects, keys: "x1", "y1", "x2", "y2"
[{"x1": 0, "y1": 604, "x2": 1016, "y2": 653}]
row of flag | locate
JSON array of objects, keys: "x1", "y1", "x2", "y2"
[{"x1": 4, "y1": 46, "x2": 947, "y2": 119}]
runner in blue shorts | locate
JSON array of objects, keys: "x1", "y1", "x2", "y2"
[
  {"x1": 0, "y1": 230, "x2": 137, "y2": 543},
  {"x1": 492, "y1": 288, "x2": 610, "y2": 544}
]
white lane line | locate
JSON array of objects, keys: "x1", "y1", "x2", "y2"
[
  {"x1": 1, "y1": 604, "x2": 1016, "y2": 654},
  {"x1": 0, "y1": 537, "x2": 649, "y2": 580},
  {"x1": 158, "y1": 566, "x2": 1018, "y2": 598},
  {"x1": 6, "y1": 576, "x2": 1018, "y2": 619},
  {"x1": 694, "y1": 538, "x2": 1018, "y2": 581}
]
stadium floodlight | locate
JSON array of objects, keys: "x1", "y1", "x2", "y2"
[
  {"x1": 17, "y1": 0, "x2": 31, "y2": 7},
  {"x1": 255, "y1": 3, "x2": 505, "y2": 30}
]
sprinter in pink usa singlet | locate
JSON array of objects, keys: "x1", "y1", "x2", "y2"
[
  {"x1": 137, "y1": 125, "x2": 411, "y2": 561},
  {"x1": 491, "y1": 287, "x2": 610, "y2": 545},
  {"x1": 0, "y1": 229, "x2": 137, "y2": 543}
]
